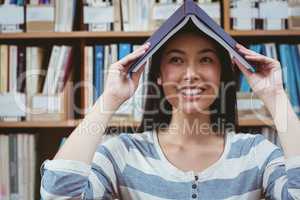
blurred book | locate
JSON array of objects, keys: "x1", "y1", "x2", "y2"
[
  {"x1": 83, "y1": 0, "x2": 121, "y2": 31},
  {"x1": 0, "y1": 1, "x2": 25, "y2": 33},
  {"x1": 0, "y1": 133, "x2": 36, "y2": 200}
]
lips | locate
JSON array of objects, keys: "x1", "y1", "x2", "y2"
[
  {"x1": 178, "y1": 85, "x2": 207, "y2": 99},
  {"x1": 181, "y1": 88, "x2": 204, "y2": 96}
]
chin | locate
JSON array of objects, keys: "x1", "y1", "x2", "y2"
[{"x1": 179, "y1": 101, "x2": 211, "y2": 115}]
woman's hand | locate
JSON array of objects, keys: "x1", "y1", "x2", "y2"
[
  {"x1": 102, "y1": 42, "x2": 151, "y2": 106},
  {"x1": 233, "y1": 43, "x2": 285, "y2": 99}
]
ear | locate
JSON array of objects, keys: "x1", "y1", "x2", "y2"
[{"x1": 157, "y1": 77, "x2": 162, "y2": 85}]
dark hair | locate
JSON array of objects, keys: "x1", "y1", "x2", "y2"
[{"x1": 137, "y1": 21, "x2": 238, "y2": 135}]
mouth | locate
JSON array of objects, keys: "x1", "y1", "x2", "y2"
[{"x1": 178, "y1": 85, "x2": 207, "y2": 99}]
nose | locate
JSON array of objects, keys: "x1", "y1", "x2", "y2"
[{"x1": 183, "y1": 65, "x2": 200, "y2": 83}]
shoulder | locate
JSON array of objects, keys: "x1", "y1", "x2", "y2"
[
  {"x1": 92, "y1": 132, "x2": 153, "y2": 171},
  {"x1": 227, "y1": 131, "x2": 282, "y2": 160},
  {"x1": 229, "y1": 132, "x2": 266, "y2": 146},
  {"x1": 98, "y1": 131, "x2": 154, "y2": 156}
]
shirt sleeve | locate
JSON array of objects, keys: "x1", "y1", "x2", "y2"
[
  {"x1": 255, "y1": 134, "x2": 300, "y2": 200},
  {"x1": 40, "y1": 135, "x2": 128, "y2": 200}
]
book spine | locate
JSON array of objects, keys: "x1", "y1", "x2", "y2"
[
  {"x1": 0, "y1": 45, "x2": 9, "y2": 93},
  {"x1": 94, "y1": 45, "x2": 104, "y2": 102},
  {"x1": 17, "y1": 45, "x2": 26, "y2": 93},
  {"x1": 9, "y1": 45, "x2": 18, "y2": 93},
  {"x1": 42, "y1": 45, "x2": 60, "y2": 95},
  {"x1": 58, "y1": 47, "x2": 73, "y2": 93},
  {"x1": 9, "y1": 134, "x2": 19, "y2": 200}
]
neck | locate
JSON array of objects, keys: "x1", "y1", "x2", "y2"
[{"x1": 159, "y1": 110, "x2": 220, "y2": 146}]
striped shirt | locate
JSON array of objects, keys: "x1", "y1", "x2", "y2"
[{"x1": 40, "y1": 130, "x2": 300, "y2": 200}]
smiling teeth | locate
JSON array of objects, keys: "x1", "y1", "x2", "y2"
[{"x1": 181, "y1": 88, "x2": 204, "y2": 96}]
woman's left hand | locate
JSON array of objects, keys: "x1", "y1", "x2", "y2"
[{"x1": 233, "y1": 43, "x2": 285, "y2": 99}]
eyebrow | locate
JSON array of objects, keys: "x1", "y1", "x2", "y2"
[{"x1": 165, "y1": 48, "x2": 217, "y2": 55}]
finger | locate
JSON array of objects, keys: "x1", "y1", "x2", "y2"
[
  {"x1": 233, "y1": 57, "x2": 253, "y2": 77},
  {"x1": 131, "y1": 62, "x2": 146, "y2": 83},
  {"x1": 237, "y1": 47, "x2": 261, "y2": 57},
  {"x1": 135, "y1": 42, "x2": 150, "y2": 52},
  {"x1": 244, "y1": 55, "x2": 274, "y2": 64},
  {"x1": 236, "y1": 43, "x2": 245, "y2": 49},
  {"x1": 236, "y1": 44, "x2": 263, "y2": 57},
  {"x1": 118, "y1": 43, "x2": 150, "y2": 66},
  {"x1": 236, "y1": 43, "x2": 251, "y2": 52}
]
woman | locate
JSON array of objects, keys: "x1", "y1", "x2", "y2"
[{"x1": 40, "y1": 25, "x2": 300, "y2": 200}]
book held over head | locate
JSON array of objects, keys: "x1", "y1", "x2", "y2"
[{"x1": 127, "y1": 0, "x2": 256, "y2": 77}]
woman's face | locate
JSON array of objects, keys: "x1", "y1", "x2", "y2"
[{"x1": 159, "y1": 33, "x2": 222, "y2": 114}]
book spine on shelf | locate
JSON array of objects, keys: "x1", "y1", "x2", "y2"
[
  {"x1": 94, "y1": 45, "x2": 104, "y2": 103},
  {"x1": 0, "y1": 133, "x2": 37, "y2": 200}
]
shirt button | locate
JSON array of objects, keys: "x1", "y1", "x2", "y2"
[
  {"x1": 192, "y1": 184, "x2": 197, "y2": 189},
  {"x1": 195, "y1": 175, "x2": 199, "y2": 181},
  {"x1": 192, "y1": 193, "x2": 197, "y2": 198}
]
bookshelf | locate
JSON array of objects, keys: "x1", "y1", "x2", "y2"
[
  {"x1": 0, "y1": 118, "x2": 274, "y2": 129},
  {"x1": 3, "y1": 30, "x2": 300, "y2": 39},
  {"x1": 0, "y1": 117, "x2": 276, "y2": 129},
  {"x1": 229, "y1": 30, "x2": 300, "y2": 36},
  {"x1": 0, "y1": 31, "x2": 154, "y2": 39},
  {"x1": 0, "y1": 118, "x2": 143, "y2": 129},
  {"x1": 0, "y1": 120, "x2": 81, "y2": 128},
  {"x1": 0, "y1": 0, "x2": 298, "y2": 199}
]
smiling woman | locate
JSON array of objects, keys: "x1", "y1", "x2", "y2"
[
  {"x1": 39, "y1": 22, "x2": 300, "y2": 200},
  {"x1": 139, "y1": 22, "x2": 237, "y2": 135}
]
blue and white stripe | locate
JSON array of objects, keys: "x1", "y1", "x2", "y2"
[{"x1": 40, "y1": 131, "x2": 300, "y2": 200}]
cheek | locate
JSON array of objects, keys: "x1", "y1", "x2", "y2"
[
  {"x1": 160, "y1": 68, "x2": 181, "y2": 107},
  {"x1": 161, "y1": 65, "x2": 182, "y2": 80},
  {"x1": 202, "y1": 64, "x2": 221, "y2": 84},
  {"x1": 194, "y1": 65, "x2": 221, "y2": 101}
]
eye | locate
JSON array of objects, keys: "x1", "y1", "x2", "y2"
[
  {"x1": 169, "y1": 57, "x2": 184, "y2": 64},
  {"x1": 200, "y1": 57, "x2": 213, "y2": 64}
]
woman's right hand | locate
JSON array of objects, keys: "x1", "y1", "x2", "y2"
[{"x1": 102, "y1": 42, "x2": 151, "y2": 107}]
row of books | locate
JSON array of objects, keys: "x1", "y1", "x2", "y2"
[
  {"x1": 239, "y1": 43, "x2": 300, "y2": 117},
  {"x1": 0, "y1": 45, "x2": 74, "y2": 122},
  {"x1": 84, "y1": 0, "x2": 220, "y2": 32},
  {"x1": 0, "y1": 133, "x2": 36, "y2": 200},
  {"x1": 0, "y1": 0, "x2": 219, "y2": 33},
  {"x1": 230, "y1": 0, "x2": 300, "y2": 30},
  {"x1": 0, "y1": 45, "x2": 72, "y2": 95},
  {"x1": 84, "y1": 43, "x2": 147, "y2": 121},
  {"x1": 0, "y1": 0, "x2": 76, "y2": 32},
  {"x1": 0, "y1": 0, "x2": 53, "y2": 4}
]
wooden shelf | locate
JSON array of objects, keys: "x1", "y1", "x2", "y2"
[
  {"x1": 229, "y1": 30, "x2": 300, "y2": 37},
  {"x1": 0, "y1": 120, "x2": 81, "y2": 128},
  {"x1": 1, "y1": 30, "x2": 300, "y2": 40},
  {"x1": 0, "y1": 118, "x2": 273, "y2": 128},
  {"x1": 238, "y1": 117, "x2": 274, "y2": 127},
  {"x1": 0, "y1": 31, "x2": 153, "y2": 40},
  {"x1": 0, "y1": 118, "x2": 141, "y2": 129}
]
